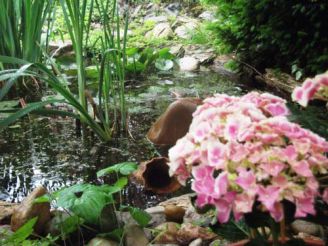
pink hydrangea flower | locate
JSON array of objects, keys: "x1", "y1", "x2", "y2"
[
  {"x1": 292, "y1": 72, "x2": 328, "y2": 107},
  {"x1": 168, "y1": 92, "x2": 328, "y2": 223}
]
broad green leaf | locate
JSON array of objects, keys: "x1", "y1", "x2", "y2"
[
  {"x1": 97, "y1": 162, "x2": 138, "y2": 177},
  {"x1": 158, "y1": 48, "x2": 175, "y2": 60},
  {"x1": 114, "y1": 177, "x2": 128, "y2": 189},
  {"x1": 126, "y1": 47, "x2": 139, "y2": 56},
  {"x1": 126, "y1": 62, "x2": 146, "y2": 73},
  {"x1": 54, "y1": 184, "x2": 115, "y2": 225}
]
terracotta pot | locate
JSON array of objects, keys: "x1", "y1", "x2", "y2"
[
  {"x1": 133, "y1": 157, "x2": 181, "y2": 194},
  {"x1": 147, "y1": 98, "x2": 203, "y2": 146}
]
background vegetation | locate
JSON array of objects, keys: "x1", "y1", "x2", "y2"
[{"x1": 204, "y1": 0, "x2": 328, "y2": 77}]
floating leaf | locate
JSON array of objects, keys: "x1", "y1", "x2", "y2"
[{"x1": 155, "y1": 58, "x2": 174, "y2": 71}]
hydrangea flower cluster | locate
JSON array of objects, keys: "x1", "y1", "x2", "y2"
[
  {"x1": 292, "y1": 72, "x2": 328, "y2": 107},
  {"x1": 168, "y1": 92, "x2": 328, "y2": 223}
]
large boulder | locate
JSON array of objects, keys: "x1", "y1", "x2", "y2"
[
  {"x1": 11, "y1": 186, "x2": 51, "y2": 235},
  {"x1": 179, "y1": 57, "x2": 200, "y2": 72},
  {"x1": 147, "y1": 98, "x2": 202, "y2": 146}
]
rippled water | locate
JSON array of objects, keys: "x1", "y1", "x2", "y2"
[
  {"x1": 0, "y1": 70, "x2": 326, "y2": 206},
  {"x1": 0, "y1": 70, "x2": 245, "y2": 204}
]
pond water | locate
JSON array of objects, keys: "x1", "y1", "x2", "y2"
[{"x1": 0, "y1": 69, "x2": 327, "y2": 207}]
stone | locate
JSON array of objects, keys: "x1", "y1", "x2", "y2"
[
  {"x1": 192, "y1": 52, "x2": 216, "y2": 65},
  {"x1": 153, "y1": 222, "x2": 180, "y2": 244},
  {"x1": 49, "y1": 41, "x2": 73, "y2": 57},
  {"x1": 147, "y1": 98, "x2": 202, "y2": 145},
  {"x1": 159, "y1": 194, "x2": 193, "y2": 210},
  {"x1": 44, "y1": 210, "x2": 71, "y2": 237},
  {"x1": 0, "y1": 201, "x2": 18, "y2": 224},
  {"x1": 189, "y1": 238, "x2": 202, "y2": 246},
  {"x1": 291, "y1": 219, "x2": 323, "y2": 237},
  {"x1": 146, "y1": 23, "x2": 173, "y2": 39},
  {"x1": 145, "y1": 206, "x2": 166, "y2": 227},
  {"x1": 164, "y1": 205, "x2": 186, "y2": 223},
  {"x1": 169, "y1": 45, "x2": 185, "y2": 57},
  {"x1": 199, "y1": 11, "x2": 216, "y2": 21},
  {"x1": 144, "y1": 15, "x2": 168, "y2": 23},
  {"x1": 179, "y1": 57, "x2": 200, "y2": 71},
  {"x1": 174, "y1": 23, "x2": 198, "y2": 40},
  {"x1": 0, "y1": 225, "x2": 13, "y2": 240},
  {"x1": 176, "y1": 223, "x2": 217, "y2": 244},
  {"x1": 11, "y1": 186, "x2": 51, "y2": 235},
  {"x1": 125, "y1": 224, "x2": 149, "y2": 246},
  {"x1": 164, "y1": 3, "x2": 181, "y2": 16},
  {"x1": 87, "y1": 237, "x2": 119, "y2": 246}
]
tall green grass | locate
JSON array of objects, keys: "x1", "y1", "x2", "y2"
[
  {"x1": 0, "y1": 0, "x2": 54, "y2": 65},
  {"x1": 95, "y1": 0, "x2": 129, "y2": 131},
  {"x1": 0, "y1": 0, "x2": 130, "y2": 142}
]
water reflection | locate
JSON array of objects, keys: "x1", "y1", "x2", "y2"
[{"x1": 0, "y1": 70, "x2": 255, "y2": 205}]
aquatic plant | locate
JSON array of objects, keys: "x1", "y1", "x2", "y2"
[
  {"x1": 0, "y1": 0, "x2": 130, "y2": 141},
  {"x1": 0, "y1": 0, "x2": 55, "y2": 97},
  {"x1": 168, "y1": 92, "x2": 328, "y2": 226},
  {"x1": 292, "y1": 72, "x2": 328, "y2": 107}
]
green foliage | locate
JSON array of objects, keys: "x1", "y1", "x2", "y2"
[
  {"x1": 97, "y1": 162, "x2": 138, "y2": 177},
  {"x1": 121, "y1": 206, "x2": 152, "y2": 227},
  {"x1": 125, "y1": 47, "x2": 175, "y2": 74},
  {"x1": 53, "y1": 184, "x2": 120, "y2": 225},
  {"x1": 205, "y1": 0, "x2": 328, "y2": 76},
  {"x1": 0, "y1": 0, "x2": 54, "y2": 64}
]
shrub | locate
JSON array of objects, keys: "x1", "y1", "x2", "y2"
[{"x1": 205, "y1": 0, "x2": 328, "y2": 76}]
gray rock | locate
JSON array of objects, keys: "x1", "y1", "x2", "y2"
[
  {"x1": 146, "y1": 23, "x2": 173, "y2": 39},
  {"x1": 144, "y1": 15, "x2": 168, "y2": 23},
  {"x1": 179, "y1": 57, "x2": 200, "y2": 72},
  {"x1": 199, "y1": 11, "x2": 216, "y2": 21},
  {"x1": 169, "y1": 45, "x2": 185, "y2": 57},
  {"x1": 49, "y1": 41, "x2": 73, "y2": 57},
  {"x1": 145, "y1": 206, "x2": 166, "y2": 227},
  {"x1": 11, "y1": 186, "x2": 51, "y2": 235},
  {"x1": 192, "y1": 52, "x2": 216, "y2": 65},
  {"x1": 87, "y1": 237, "x2": 119, "y2": 246},
  {"x1": 0, "y1": 225, "x2": 13, "y2": 240},
  {"x1": 125, "y1": 224, "x2": 149, "y2": 246},
  {"x1": 174, "y1": 23, "x2": 198, "y2": 39},
  {"x1": 189, "y1": 238, "x2": 202, "y2": 246},
  {"x1": 164, "y1": 3, "x2": 181, "y2": 16},
  {"x1": 291, "y1": 220, "x2": 323, "y2": 237}
]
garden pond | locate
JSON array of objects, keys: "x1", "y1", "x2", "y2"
[{"x1": 0, "y1": 69, "x2": 327, "y2": 207}]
